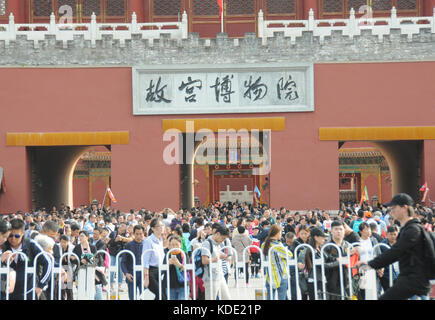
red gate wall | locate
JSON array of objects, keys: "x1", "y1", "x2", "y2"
[{"x1": 1, "y1": 62, "x2": 435, "y2": 212}]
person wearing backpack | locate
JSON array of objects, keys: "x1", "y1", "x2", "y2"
[
  {"x1": 350, "y1": 210, "x2": 365, "y2": 234},
  {"x1": 357, "y1": 193, "x2": 432, "y2": 300},
  {"x1": 232, "y1": 226, "x2": 252, "y2": 286},
  {"x1": 200, "y1": 224, "x2": 231, "y2": 300}
]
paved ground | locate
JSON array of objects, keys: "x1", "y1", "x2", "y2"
[
  {"x1": 71, "y1": 274, "x2": 435, "y2": 300},
  {"x1": 74, "y1": 269, "x2": 268, "y2": 300},
  {"x1": 73, "y1": 269, "x2": 435, "y2": 300}
]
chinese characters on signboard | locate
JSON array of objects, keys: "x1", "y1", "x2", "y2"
[{"x1": 133, "y1": 64, "x2": 313, "y2": 115}]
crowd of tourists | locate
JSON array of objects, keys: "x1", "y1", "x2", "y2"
[{"x1": 0, "y1": 197, "x2": 434, "y2": 300}]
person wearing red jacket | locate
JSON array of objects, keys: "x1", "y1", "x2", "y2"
[{"x1": 250, "y1": 227, "x2": 261, "y2": 278}]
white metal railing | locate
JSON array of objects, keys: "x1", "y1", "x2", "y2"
[
  {"x1": 0, "y1": 11, "x2": 188, "y2": 48},
  {"x1": 258, "y1": 7, "x2": 435, "y2": 44},
  {"x1": 0, "y1": 7, "x2": 432, "y2": 49},
  {"x1": 0, "y1": 242, "x2": 397, "y2": 300}
]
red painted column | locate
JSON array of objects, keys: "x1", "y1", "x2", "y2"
[
  {"x1": 422, "y1": 140, "x2": 435, "y2": 206},
  {"x1": 258, "y1": 0, "x2": 264, "y2": 11},
  {"x1": 304, "y1": 0, "x2": 319, "y2": 19},
  {"x1": 8, "y1": 0, "x2": 22, "y2": 22},
  {"x1": 0, "y1": 147, "x2": 32, "y2": 214},
  {"x1": 424, "y1": 0, "x2": 435, "y2": 16},
  {"x1": 129, "y1": 0, "x2": 145, "y2": 22},
  {"x1": 143, "y1": 0, "x2": 151, "y2": 22}
]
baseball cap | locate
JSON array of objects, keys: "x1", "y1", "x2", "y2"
[
  {"x1": 384, "y1": 193, "x2": 414, "y2": 207},
  {"x1": 310, "y1": 227, "x2": 326, "y2": 238}
]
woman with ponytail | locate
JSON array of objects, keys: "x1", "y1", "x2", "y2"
[
  {"x1": 261, "y1": 224, "x2": 291, "y2": 300},
  {"x1": 143, "y1": 218, "x2": 167, "y2": 299}
]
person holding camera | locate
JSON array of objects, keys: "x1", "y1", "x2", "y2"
[
  {"x1": 107, "y1": 222, "x2": 129, "y2": 291},
  {"x1": 72, "y1": 230, "x2": 105, "y2": 300},
  {"x1": 2, "y1": 219, "x2": 51, "y2": 300},
  {"x1": 164, "y1": 235, "x2": 190, "y2": 300}
]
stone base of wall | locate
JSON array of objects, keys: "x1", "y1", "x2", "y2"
[{"x1": 0, "y1": 29, "x2": 434, "y2": 66}]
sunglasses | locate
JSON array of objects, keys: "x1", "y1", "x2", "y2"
[{"x1": 8, "y1": 233, "x2": 22, "y2": 239}]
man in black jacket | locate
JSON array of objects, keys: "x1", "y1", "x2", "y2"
[
  {"x1": 323, "y1": 220, "x2": 354, "y2": 300},
  {"x1": 258, "y1": 220, "x2": 271, "y2": 246},
  {"x1": 121, "y1": 225, "x2": 146, "y2": 300},
  {"x1": 108, "y1": 222, "x2": 128, "y2": 290},
  {"x1": 1, "y1": 219, "x2": 51, "y2": 300},
  {"x1": 357, "y1": 193, "x2": 431, "y2": 300}
]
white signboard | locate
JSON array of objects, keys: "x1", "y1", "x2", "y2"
[{"x1": 132, "y1": 63, "x2": 314, "y2": 115}]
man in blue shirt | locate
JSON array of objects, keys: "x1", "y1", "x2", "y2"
[{"x1": 83, "y1": 214, "x2": 97, "y2": 237}]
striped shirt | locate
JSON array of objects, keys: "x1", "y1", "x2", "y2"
[
  {"x1": 221, "y1": 238, "x2": 232, "y2": 276},
  {"x1": 262, "y1": 240, "x2": 292, "y2": 289}
]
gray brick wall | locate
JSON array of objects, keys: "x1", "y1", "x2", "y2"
[{"x1": 0, "y1": 29, "x2": 434, "y2": 66}]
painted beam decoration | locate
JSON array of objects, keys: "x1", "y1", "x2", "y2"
[{"x1": 132, "y1": 63, "x2": 314, "y2": 115}]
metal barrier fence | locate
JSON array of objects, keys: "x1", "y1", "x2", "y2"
[{"x1": 0, "y1": 242, "x2": 394, "y2": 300}]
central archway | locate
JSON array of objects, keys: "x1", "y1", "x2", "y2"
[
  {"x1": 193, "y1": 131, "x2": 270, "y2": 207},
  {"x1": 161, "y1": 117, "x2": 284, "y2": 210},
  {"x1": 179, "y1": 130, "x2": 271, "y2": 209}
]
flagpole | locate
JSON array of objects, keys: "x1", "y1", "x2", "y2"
[
  {"x1": 420, "y1": 182, "x2": 429, "y2": 203},
  {"x1": 102, "y1": 187, "x2": 108, "y2": 207},
  {"x1": 221, "y1": 12, "x2": 223, "y2": 33},
  {"x1": 423, "y1": 189, "x2": 429, "y2": 202},
  {"x1": 221, "y1": 0, "x2": 224, "y2": 33}
]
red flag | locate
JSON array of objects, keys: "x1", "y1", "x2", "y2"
[
  {"x1": 107, "y1": 187, "x2": 117, "y2": 203},
  {"x1": 420, "y1": 182, "x2": 430, "y2": 202},
  {"x1": 359, "y1": 185, "x2": 368, "y2": 206},
  {"x1": 217, "y1": 0, "x2": 223, "y2": 18}
]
